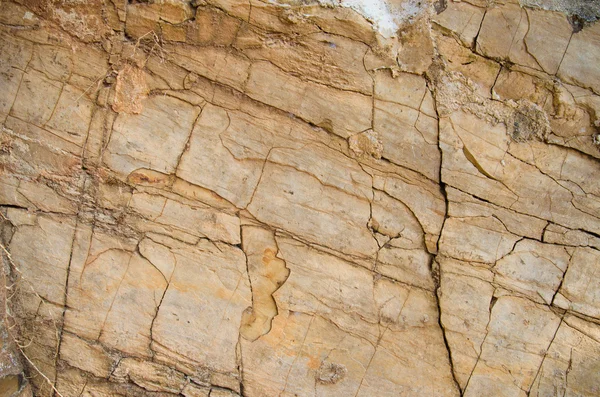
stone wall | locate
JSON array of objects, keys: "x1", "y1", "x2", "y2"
[{"x1": 0, "y1": 0, "x2": 599, "y2": 396}]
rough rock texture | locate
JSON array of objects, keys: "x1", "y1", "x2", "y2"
[{"x1": 0, "y1": 0, "x2": 599, "y2": 396}]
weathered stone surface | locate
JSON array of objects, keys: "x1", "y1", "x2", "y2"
[
  {"x1": 2, "y1": 1, "x2": 600, "y2": 396},
  {"x1": 554, "y1": 247, "x2": 600, "y2": 319},
  {"x1": 464, "y1": 296, "x2": 561, "y2": 396},
  {"x1": 243, "y1": 237, "x2": 458, "y2": 396},
  {"x1": 529, "y1": 316, "x2": 600, "y2": 397},
  {"x1": 239, "y1": 226, "x2": 289, "y2": 341},
  {"x1": 559, "y1": 22, "x2": 600, "y2": 94},
  {"x1": 150, "y1": 237, "x2": 251, "y2": 376},
  {"x1": 245, "y1": 61, "x2": 372, "y2": 138},
  {"x1": 105, "y1": 96, "x2": 201, "y2": 176}
]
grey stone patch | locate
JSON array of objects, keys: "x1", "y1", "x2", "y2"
[{"x1": 520, "y1": 0, "x2": 600, "y2": 25}]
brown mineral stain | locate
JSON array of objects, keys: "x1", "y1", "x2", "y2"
[{"x1": 112, "y1": 64, "x2": 148, "y2": 114}]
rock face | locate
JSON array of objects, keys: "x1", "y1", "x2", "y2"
[{"x1": 0, "y1": 0, "x2": 599, "y2": 396}]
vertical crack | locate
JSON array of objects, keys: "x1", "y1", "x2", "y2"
[{"x1": 427, "y1": 74, "x2": 462, "y2": 394}]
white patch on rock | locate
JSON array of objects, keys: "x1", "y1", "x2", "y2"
[{"x1": 270, "y1": 0, "x2": 429, "y2": 38}]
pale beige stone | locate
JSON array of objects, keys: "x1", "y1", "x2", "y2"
[
  {"x1": 439, "y1": 216, "x2": 520, "y2": 264},
  {"x1": 494, "y1": 239, "x2": 570, "y2": 304},
  {"x1": 238, "y1": 30, "x2": 372, "y2": 95},
  {"x1": 30, "y1": 43, "x2": 72, "y2": 83},
  {"x1": 436, "y1": 33, "x2": 501, "y2": 98},
  {"x1": 248, "y1": 162, "x2": 378, "y2": 258},
  {"x1": 464, "y1": 297, "x2": 562, "y2": 397},
  {"x1": 543, "y1": 223, "x2": 600, "y2": 250},
  {"x1": 432, "y1": 1, "x2": 486, "y2": 47},
  {"x1": 59, "y1": 333, "x2": 116, "y2": 378},
  {"x1": 2, "y1": 1, "x2": 600, "y2": 396},
  {"x1": 446, "y1": 187, "x2": 548, "y2": 240},
  {"x1": 16, "y1": 179, "x2": 77, "y2": 215},
  {"x1": 239, "y1": 226, "x2": 289, "y2": 341},
  {"x1": 268, "y1": 143, "x2": 373, "y2": 200},
  {"x1": 438, "y1": 257, "x2": 495, "y2": 390},
  {"x1": 129, "y1": 192, "x2": 241, "y2": 245},
  {"x1": 555, "y1": 247, "x2": 600, "y2": 320},
  {"x1": 64, "y1": 228, "x2": 136, "y2": 340},
  {"x1": 559, "y1": 22, "x2": 600, "y2": 94},
  {"x1": 9, "y1": 213, "x2": 76, "y2": 305},
  {"x1": 245, "y1": 61, "x2": 372, "y2": 138},
  {"x1": 182, "y1": 383, "x2": 211, "y2": 397},
  {"x1": 176, "y1": 104, "x2": 264, "y2": 208},
  {"x1": 151, "y1": 238, "x2": 251, "y2": 375},
  {"x1": 0, "y1": 45, "x2": 24, "y2": 122},
  {"x1": 375, "y1": 171, "x2": 446, "y2": 253},
  {"x1": 274, "y1": 237, "x2": 379, "y2": 342},
  {"x1": 374, "y1": 99, "x2": 440, "y2": 181},
  {"x1": 529, "y1": 320, "x2": 600, "y2": 397},
  {"x1": 10, "y1": 69, "x2": 63, "y2": 127},
  {"x1": 167, "y1": 44, "x2": 251, "y2": 92},
  {"x1": 440, "y1": 111, "x2": 600, "y2": 235},
  {"x1": 525, "y1": 9, "x2": 572, "y2": 75},
  {"x1": 374, "y1": 70, "x2": 428, "y2": 111},
  {"x1": 105, "y1": 95, "x2": 201, "y2": 175},
  {"x1": 244, "y1": 263, "x2": 457, "y2": 397},
  {"x1": 476, "y1": 2, "x2": 539, "y2": 70},
  {"x1": 112, "y1": 358, "x2": 187, "y2": 394}
]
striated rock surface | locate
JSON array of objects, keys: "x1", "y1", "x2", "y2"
[{"x1": 0, "y1": 0, "x2": 599, "y2": 396}]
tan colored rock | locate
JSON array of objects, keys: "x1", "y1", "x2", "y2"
[
  {"x1": 2, "y1": 1, "x2": 600, "y2": 396},
  {"x1": 438, "y1": 257, "x2": 495, "y2": 390},
  {"x1": 432, "y1": 1, "x2": 486, "y2": 47},
  {"x1": 64, "y1": 227, "x2": 167, "y2": 357},
  {"x1": 494, "y1": 239, "x2": 570, "y2": 304},
  {"x1": 530, "y1": 318, "x2": 600, "y2": 397},
  {"x1": 167, "y1": 44, "x2": 251, "y2": 92},
  {"x1": 374, "y1": 170, "x2": 446, "y2": 253},
  {"x1": 182, "y1": 383, "x2": 211, "y2": 397},
  {"x1": 187, "y1": 7, "x2": 240, "y2": 46},
  {"x1": 151, "y1": 237, "x2": 251, "y2": 376},
  {"x1": 543, "y1": 223, "x2": 600, "y2": 250},
  {"x1": 436, "y1": 33, "x2": 501, "y2": 98},
  {"x1": 112, "y1": 64, "x2": 149, "y2": 114},
  {"x1": 176, "y1": 103, "x2": 264, "y2": 208},
  {"x1": 245, "y1": 61, "x2": 372, "y2": 138},
  {"x1": 463, "y1": 296, "x2": 561, "y2": 396},
  {"x1": 59, "y1": 333, "x2": 116, "y2": 378},
  {"x1": 348, "y1": 129, "x2": 383, "y2": 159},
  {"x1": 10, "y1": 69, "x2": 63, "y2": 128},
  {"x1": 439, "y1": 216, "x2": 520, "y2": 264},
  {"x1": 243, "y1": 238, "x2": 458, "y2": 396},
  {"x1": 439, "y1": 111, "x2": 600, "y2": 235},
  {"x1": 0, "y1": 32, "x2": 32, "y2": 124},
  {"x1": 476, "y1": 1, "x2": 539, "y2": 70},
  {"x1": 524, "y1": 9, "x2": 572, "y2": 75},
  {"x1": 396, "y1": 18, "x2": 434, "y2": 74},
  {"x1": 129, "y1": 192, "x2": 241, "y2": 245},
  {"x1": 248, "y1": 162, "x2": 378, "y2": 258},
  {"x1": 240, "y1": 226, "x2": 289, "y2": 341},
  {"x1": 446, "y1": 187, "x2": 548, "y2": 240},
  {"x1": 238, "y1": 29, "x2": 372, "y2": 95},
  {"x1": 559, "y1": 22, "x2": 600, "y2": 94},
  {"x1": 8, "y1": 212, "x2": 76, "y2": 306},
  {"x1": 112, "y1": 358, "x2": 187, "y2": 393},
  {"x1": 105, "y1": 95, "x2": 201, "y2": 176},
  {"x1": 374, "y1": 99, "x2": 440, "y2": 181},
  {"x1": 555, "y1": 247, "x2": 600, "y2": 319}
]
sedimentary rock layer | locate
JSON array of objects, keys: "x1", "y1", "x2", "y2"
[{"x1": 0, "y1": 0, "x2": 599, "y2": 396}]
